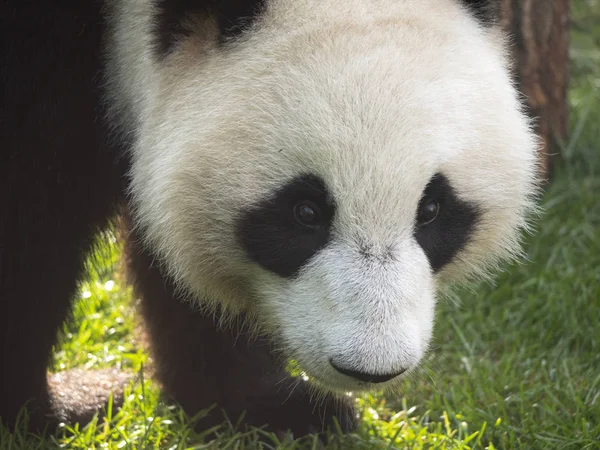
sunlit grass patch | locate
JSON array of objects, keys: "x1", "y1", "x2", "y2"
[{"x1": 51, "y1": 230, "x2": 146, "y2": 374}]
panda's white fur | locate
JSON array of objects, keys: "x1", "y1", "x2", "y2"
[{"x1": 104, "y1": 0, "x2": 539, "y2": 393}]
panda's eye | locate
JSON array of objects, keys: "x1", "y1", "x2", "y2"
[
  {"x1": 417, "y1": 199, "x2": 439, "y2": 226},
  {"x1": 294, "y1": 201, "x2": 321, "y2": 228}
]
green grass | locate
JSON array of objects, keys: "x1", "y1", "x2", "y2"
[{"x1": 2, "y1": 2, "x2": 599, "y2": 448}]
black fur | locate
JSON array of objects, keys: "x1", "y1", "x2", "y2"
[
  {"x1": 236, "y1": 174, "x2": 336, "y2": 278},
  {"x1": 153, "y1": 0, "x2": 266, "y2": 56},
  {"x1": 461, "y1": 0, "x2": 499, "y2": 25},
  {"x1": 414, "y1": 174, "x2": 481, "y2": 273},
  {"x1": 1, "y1": 0, "x2": 126, "y2": 429},
  {"x1": 125, "y1": 218, "x2": 356, "y2": 436}
]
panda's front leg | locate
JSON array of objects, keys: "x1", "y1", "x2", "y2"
[{"x1": 123, "y1": 225, "x2": 356, "y2": 439}]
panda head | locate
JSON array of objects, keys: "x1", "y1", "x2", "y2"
[{"x1": 116, "y1": 0, "x2": 540, "y2": 393}]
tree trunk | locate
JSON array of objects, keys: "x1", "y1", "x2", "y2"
[{"x1": 500, "y1": 0, "x2": 570, "y2": 179}]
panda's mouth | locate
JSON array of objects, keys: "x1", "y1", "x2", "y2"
[
  {"x1": 293, "y1": 360, "x2": 408, "y2": 394},
  {"x1": 328, "y1": 359, "x2": 407, "y2": 384}
]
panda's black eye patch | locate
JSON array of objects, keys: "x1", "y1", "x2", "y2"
[
  {"x1": 414, "y1": 173, "x2": 481, "y2": 272},
  {"x1": 236, "y1": 174, "x2": 335, "y2": 278}
]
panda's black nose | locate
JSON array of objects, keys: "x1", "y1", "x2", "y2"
[{"x1": 329, "y1": 360, "x2": 407, "y2": 383}]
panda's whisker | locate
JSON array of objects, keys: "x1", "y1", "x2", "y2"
[{"x1": 280, "y1": 378, "x2": 304, "y2": 406}]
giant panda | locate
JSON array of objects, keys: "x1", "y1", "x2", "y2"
[{"x1": 1, "y1": 0, "x2": 539, "y2": 438}]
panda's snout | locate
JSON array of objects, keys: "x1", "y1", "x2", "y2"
[{"x1": 329, "y1": 358, "x2": 407, "y2": 384}]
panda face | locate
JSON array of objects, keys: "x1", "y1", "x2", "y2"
[
  {"x1": 117, "y1": 0, "x2": 539, "y2": 393},
  {"x1": 234, "y1": 169, "x2": 484, "y2": 389}
]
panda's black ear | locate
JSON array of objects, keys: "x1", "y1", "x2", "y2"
[
  {"x1": 460, "y1": 0, "x2": 501, "y2": 26},
  {"x1": 153, "y1": 0, "x2": 266, "y2": 56}
]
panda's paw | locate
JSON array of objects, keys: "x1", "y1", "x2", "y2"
[{"x1": 47, "y1": 368, "x2": 135, "y2": 425}]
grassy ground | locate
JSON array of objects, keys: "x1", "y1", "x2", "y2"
[{"x1": 2, "y1": 2, "x2": 599, "y2": 449}]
